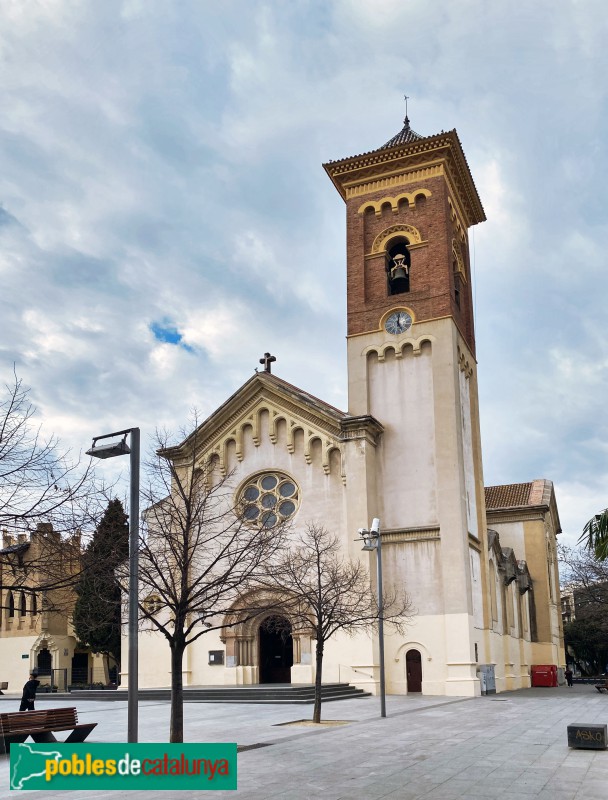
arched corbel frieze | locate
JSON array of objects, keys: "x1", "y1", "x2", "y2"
[
  {"x1": 223, "y1": 438, "x2": 236, "y2": 474},
  {"x1": 326, "y1": 445, "x2": 341, "y2": 478},
  {"x1": 364, "y1": 334, "x2": 435, "y2": 363},
  {"x1": 448, "y1": 197, "x2": 468, "y2": 245},
  {"x1": 286, "y1": 423, "x2": 302, "y2": 455},
  {"x1": 235, "y1": 428, "x2": 244, "y2": 462},
  {"x1": 268, "y1": 413, "x2": 286, "y2": 444},
  {"x1": 452, "y1": 238, "x2": 466, "y2": 280},
  {"x1": 202, "y1": 401, "x2": 343, "y2": 478},
  {"x1": 357, "y1": 188, "x2": 432, "y2": 217},
  {"x1": 457, "y1": 346, "x2": 474, "y2": 378},
  {"x1": 303, "y1": 434, "x2": 319, "y2": 465}
]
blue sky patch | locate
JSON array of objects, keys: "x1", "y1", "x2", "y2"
[{"x1": 150, "y1": 320, "x2": 193, "y2": 352}]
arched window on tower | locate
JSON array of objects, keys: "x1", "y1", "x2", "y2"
[
  {"x1": 385, "y1": 238, "x2": 411, "y2": 295},
  {"x1": 20, "y1": 592, "x2": 27, "y2": 616},
  {"x1": 8, "y1": 591, "x2": 15, "y2": 618},
  {"x1": 452, "y1": 239, "x2": 466, "y2": 311},
  {"x1": 453, "y1": 260, "x2": 462, "y2": 309}
]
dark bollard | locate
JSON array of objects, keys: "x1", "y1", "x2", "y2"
[{"x1": 567, "y1": 723, "x2": 607, "y2": 750}]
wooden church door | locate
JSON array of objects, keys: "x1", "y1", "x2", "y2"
[{"x1": 406, "y1": 649, "x2": 422, "y2": 693}]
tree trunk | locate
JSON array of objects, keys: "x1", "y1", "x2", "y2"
[
  {"x1": 170, "y1": 641, "x2": 185, "y2": 742},
  {"x1": 313, "y1": 638, "x2": 324, "y2": 724}
]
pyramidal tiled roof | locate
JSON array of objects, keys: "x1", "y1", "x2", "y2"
[{"x1": 377, "y1": 116, "x2": 425, "y2": 150}]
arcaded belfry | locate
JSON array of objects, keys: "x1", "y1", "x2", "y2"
[{"x1": 131, "y1": 113, "x2": 564, "y2": 697}]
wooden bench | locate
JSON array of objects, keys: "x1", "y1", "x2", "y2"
[
  {"x1": 0, "y1": 707, "x2": 97, "y2": 752},
  {"x1": 595, "y1": 683, "x2": 608, "y2": 693}
]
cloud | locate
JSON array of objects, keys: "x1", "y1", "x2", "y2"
[{"x1": 0, "y1": 0, "x2": 607, "y2": 544}]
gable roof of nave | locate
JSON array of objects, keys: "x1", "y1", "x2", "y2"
[{"x1": 161, "y1": 372, "x2": 348, "y2": 472}]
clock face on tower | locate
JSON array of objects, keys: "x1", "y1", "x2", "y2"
[{"x1": 384, "y1": 311, "x2": 412, "y2": 335}]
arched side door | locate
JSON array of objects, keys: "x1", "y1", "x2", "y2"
[{"x1": 406, "y1": 648, "x2": 422, "y2": 693}]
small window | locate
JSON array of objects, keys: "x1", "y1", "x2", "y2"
[
  {"x1": 143, "y1": 595, "x2": 163, "y2": 615},
  {"x1": 20, "y1": 592, "x2": 27, "y2": 616},
  {"x1": 454, "y1": 271, "x2": 462, "y2": 309},
  {"x1": 8, "y1": 592, "x2": 15, "y2": 618}
]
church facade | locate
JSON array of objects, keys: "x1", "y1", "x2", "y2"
[{"x1": 135, "y1": 118, "x2": 565, "y2": 696}]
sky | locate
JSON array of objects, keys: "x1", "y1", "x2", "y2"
[{"x1": 1, "y1": 0, "x2": 607, "y2": 548}]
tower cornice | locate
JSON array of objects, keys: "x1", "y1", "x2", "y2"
[{"x1": 323, "y1": 129, "x2": 485, "y2": 229}]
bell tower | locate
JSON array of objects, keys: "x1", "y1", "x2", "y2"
[
  {"x1": 324, "y1": 116, "x2": 484, "y2": 361},
  {"x1": 324, "y1": 117, "x2": 490, "y2": 696}
]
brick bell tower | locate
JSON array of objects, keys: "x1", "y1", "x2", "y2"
[
  {"x1": 324, "y1": 115, "x2": 485, "y2": 361},
  {"x1": 324, "y1": 117, "x2": 490, "y2": 696}
]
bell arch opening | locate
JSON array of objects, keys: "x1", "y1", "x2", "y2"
[{"x1": 385, "y1": 237, "x2": 411, "y2": 295}]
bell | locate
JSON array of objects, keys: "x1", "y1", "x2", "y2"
[{"x1": 390, "y1": 266, "x2": 409, "y2": 293}]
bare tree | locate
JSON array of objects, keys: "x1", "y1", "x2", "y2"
[
  {"x1": 559, "y1": 545, "x2": 608, "y2": 675},
  {"x1": 0, "y1": 371, "x2": 112, "y2": 623},
  {"x1": 264, "y1": 523, "x2": 414, "y2": 723},
  {"x1": 132, "y1": 424, "x2": 287, "y2": 743},
  {"x1": 559, "y1": 544, "x2": 608, "y2": 612},
  {"x1": 0, "y1": 370, "x2": 106, "y2": 536}
]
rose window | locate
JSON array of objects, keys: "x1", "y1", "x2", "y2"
[{"x1": 240, "y1": 472, "x2": 299, "y2": 528}]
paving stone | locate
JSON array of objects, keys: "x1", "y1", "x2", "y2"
[{"x1": 1, "y1": 683, "x2": 607, "y2": 799}]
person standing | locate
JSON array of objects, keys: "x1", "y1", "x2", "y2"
[
  {"x1": 19, "y1": 670, "x2": 40, "y2": 711},
  {"x1": 565, "y1": 667, "x2": 573, "y2": 687}
]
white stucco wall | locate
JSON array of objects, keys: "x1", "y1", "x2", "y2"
[
  {"x1": 0, "y1": 636, "x2": 38, "y2": 691},
  {"x1": 367, "y1": 347, "x2": 438, "y2": 529},
  {"x1": 470, "y1": 548, "x2": 484, "y2": 630},
  {"x1": 459, "y1": 367, "x2": 478, "y2": 538},
  {"x1": 492, "y1": 521, "x2": 525, "y2": 554}
]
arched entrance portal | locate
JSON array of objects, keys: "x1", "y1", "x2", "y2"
[
  {"x1": 406, "y1": 649, "x2": 422, "y2": 693},
  {"x1": 37, "y1": 648, "x2": 52, "y2": 677},
  {"x1": 259, "y1": 616, "x2": 293, "y2": 684}
]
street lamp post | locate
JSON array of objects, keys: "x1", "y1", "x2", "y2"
[
  {"x1": 87, "y1": 428, "x2": 140, "y2": 743},
  {"x1": 357, "y1": 517, "x2": 386, "y2": 718}
]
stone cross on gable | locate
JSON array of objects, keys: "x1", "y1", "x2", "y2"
[{"x1": 259, "y1": 352, "x2": 276, "y2": 373}]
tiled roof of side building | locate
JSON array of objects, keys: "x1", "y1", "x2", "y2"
[{"x1": 484, "y1": 482, "x2": 533, "y2": 509}]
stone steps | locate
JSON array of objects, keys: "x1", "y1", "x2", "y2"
[{"x1": 49, "y1": 683, "x2": 371, "y2": 704}]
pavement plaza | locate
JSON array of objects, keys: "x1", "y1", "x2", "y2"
[{"x1": 0, "y1": 684, "x2": 606, "y2": 799}]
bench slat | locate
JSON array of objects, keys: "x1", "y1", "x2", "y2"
[
  {"x1": 1, "y1": 706, "x2": 97, "y2": 751},
  {"x1": 0, "y1": 707, "x2": 80, "y2": 735}
]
